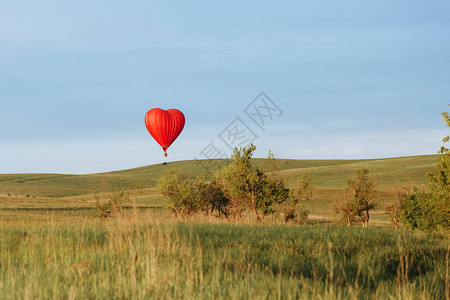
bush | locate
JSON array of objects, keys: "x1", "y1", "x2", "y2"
[
  {"x1": 93, "y1": 190, "x2": 131, "y2": 220},
  {"x1": 401, "y1": 189, "x2": 449, "y2": 231},
  {"x1": 158, "y1": 171, "x2": 201, "y2": 218}
]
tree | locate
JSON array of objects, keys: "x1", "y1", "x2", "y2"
[
  {"x1": 157, "y1": 171, "x2": 201, "y2": 218},
  {"x1": 215, "y1": 144, "x2": 256, "y2": 220},
  {"x1": 267, "y1": 149, "x2": 284, "y2": 172},
  {"x1": 216, "y1": 144, "x2": 291, "y2": 221},
  {"x1": 335, "y1": 195, "x2": 357, "y2": 226},
  {"x1": 260, "y1": 173, "x2": 291, "y2": 218},
  {"x1": 400, "y1": 188, "x2": 439, "y2": 230},
  {"x1": 439, "y1": 105, "x2": 450, "y2": 154},
  {"x1": 336, "y1": 169, "x2": 376, "y2": 227},
  {"x1": 196, "y1": 177, "x2": 230, "y2": 218},
  {"x1": 401, "y1": 105, "x2": 450, "y2": 231},
  {"x1": 349, "y1": 169, "x2": 376, "y2": 227},
  {"x1": 427, "y1": 105, "x2": 450, "y2": 199},
  {"x1": 283, "y1": 175, "x2": 312, "y2": 224},
  {"x1": 385, "y1": 183, "x2": 411, "y2": 230}
]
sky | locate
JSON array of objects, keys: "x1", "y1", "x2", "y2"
[{"x1": 1, "y1": 0, "x2": 449, "y2": 174}]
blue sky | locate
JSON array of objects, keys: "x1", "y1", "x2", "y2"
[{"x1": 1, "y1": 1, "x2": 449, "y2": 174}]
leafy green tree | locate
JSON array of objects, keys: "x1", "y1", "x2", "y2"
[
  {"x1": 427, "y1": 105, "x2": 450, "y2": 199},
  {"x1": 259, "y1": 172, "x2": 291, "y2": 217},
  {"x1": 216, "y1": 144, "x2": 291, "y2": 221},
  {"x1": 335, "y1": 197, "x2": 356, "y2": 226},
  {"x1": 400, "y1": 188, "x2": 441, "y2": 230},
  {"x1": 348, "y1": 169, "x2": 376, "y2": 227},
  {"x1": 196, "y1": 177, "x2": 230, "y2": 218},
  {"x1": 401, "y1": 105, "x2": 450, "y2": 231},
  {"x1": 439, "y1": 105, "x2": 450, "y2": 154},
  {"x1": 157, "y1": 171, "x2": 201, "y2": 218},
  {"x1": 215, "y1": 144, "x2": 256, "y2": 219},
  {"x1": 336, "y1": 169, "x2": 376, "y2": 227}
]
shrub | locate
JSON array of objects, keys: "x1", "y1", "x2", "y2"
[
  {"x1": 401, "y1": 189, "x2": 448, "y2": 231},
  {"x1": 93, "y1": 190, "x2": 131, "y2": 220}
]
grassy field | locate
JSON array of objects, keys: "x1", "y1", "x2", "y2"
[
  {"x1": 0, "y1": 213, "x2": 448, "y2": 299},
  {"x1": 0, "y1": 155, "x2": 448, "y2": 299}
]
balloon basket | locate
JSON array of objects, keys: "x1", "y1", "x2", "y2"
[{"x1": 164, "y1": 153, "x2": 167, "y2": 157}]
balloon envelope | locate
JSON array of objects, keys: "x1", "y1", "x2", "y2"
[{"x1": 145, "y1": 108, "x2": 185, "y2": 155}]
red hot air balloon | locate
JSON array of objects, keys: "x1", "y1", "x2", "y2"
[{"x1": 145, "y1": 108, "x2": 185, "y2": 157}]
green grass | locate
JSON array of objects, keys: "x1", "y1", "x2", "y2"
[
  {"x1": 277, "y1": 155, "x2": 437, "y2": 190},
  {"x1": 0, "y1": 216, "x2": 448, "y2": 299}
]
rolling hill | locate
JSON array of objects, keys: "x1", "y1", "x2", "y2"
[{"x1": 0, "y1": 155, "x2": 439, "y2": 198}]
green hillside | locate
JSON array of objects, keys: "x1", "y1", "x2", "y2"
[
  {"x1": 0, "y1": 155, "x2": 439, "y2": 198},
  {"x1": 278, "y1": 155, "x2": 438, "y2": 190}
]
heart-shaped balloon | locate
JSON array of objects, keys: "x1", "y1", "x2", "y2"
[{"x1": 145, "y1": 108, "x2": 185, "y2": 156}]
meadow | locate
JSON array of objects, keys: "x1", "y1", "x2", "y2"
[{"x1": 0, "y1": 155, "x2": 448, "y2": 299}]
